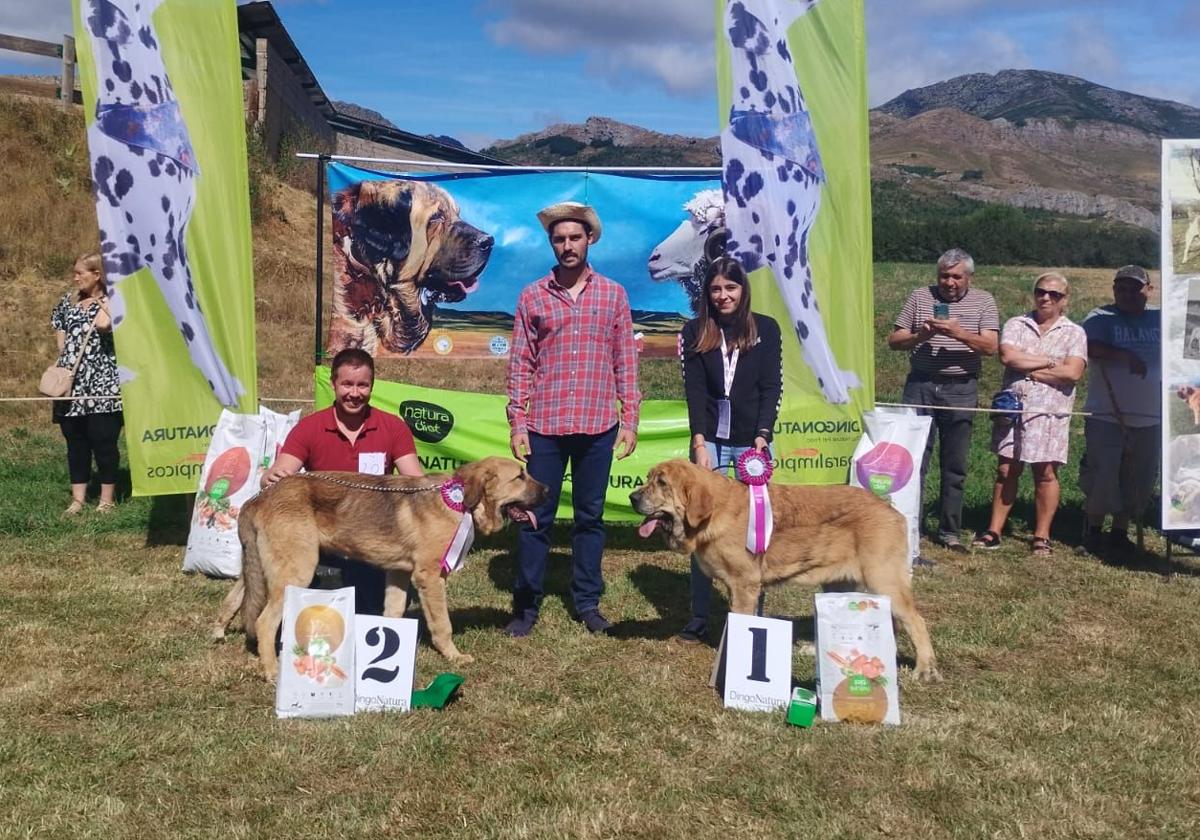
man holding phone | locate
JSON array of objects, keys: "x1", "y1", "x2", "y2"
[{"x1": 888, "y1": 248, "x2": 999, "y2": 555}]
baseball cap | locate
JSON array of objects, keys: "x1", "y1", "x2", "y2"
[{"x1": 1113, "y1": 265, "x2": 1149, "y2": 285}]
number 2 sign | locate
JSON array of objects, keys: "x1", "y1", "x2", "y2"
[{"x1": 354, "y1": 616, "x2": 418, "y2": 713}]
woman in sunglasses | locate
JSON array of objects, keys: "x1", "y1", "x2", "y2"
[{"x1": 973, "y1": 272, "x2": 1087, "y2": 555}]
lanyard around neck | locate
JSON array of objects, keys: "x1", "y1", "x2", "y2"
[{"x1": 720, "y1": 329, "x2": 740, "y2": 399}]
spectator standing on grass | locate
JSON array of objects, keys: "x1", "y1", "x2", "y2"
[
  {"x1": 973, "y1": 272, "x2": 1087, "y2": 556},
  {"x1": 505, "y1": 201, "x2": 640, "y2": 638},
  {"x1": 52, "y1": 252, "x2": 123, "y2": 515},
  {"x1": 676, "y1": 256, "x2": 782, "y2": 643},
  {"x1": 888, "y1": 248, "x2": 999, "y2": 554},
  {"x1": 261, "y1": 348, "x2": 423, "y2": 614},
  {"x1": 1078, "y1": 266, "x2": 1160, "y2": 555}
]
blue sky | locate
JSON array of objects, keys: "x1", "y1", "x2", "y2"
[{"x1": 3, "y1": 1, "x2": 1199, "y2": 149}]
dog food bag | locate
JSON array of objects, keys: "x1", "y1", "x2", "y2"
[
  {"x1": 182, "y1": 407, "x2": 300, "y2": 578},
  {"x1": 183, "y1": 409, "x2": 268, "y2": 578},
  {"x1": 815, "y1": 592, "x2": 900, "y2": 725},
  {"x1": 848, "y1": 409, "x2": 932, "y2": 573},
  {"x1": 276, "y1": 585, "x2": 356, "y2": 719},
  {"x1": 258, "y1": 405, "x2": 301, "y2": 483}
]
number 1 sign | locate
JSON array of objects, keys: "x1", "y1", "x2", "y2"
[
  {"x1": 354, "y1": 616, "x2": 419, "y2": 713},
  {"x1": 720, "y1": 613, "x2": 793, "y2": 713}
]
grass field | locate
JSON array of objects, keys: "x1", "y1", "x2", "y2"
[{"x1": 3, "y1": 98, "x2": 1199, "y2": 838}]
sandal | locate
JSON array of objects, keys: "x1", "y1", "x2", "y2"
[
  {"x1": 971, "y1": 530, "x2": 1001, "y2": 549},
  {"x1": 96, "y1": 501, "x2": 116, "y2": 514},
  {"x1": 63, "y1": 499, "x2": 85, "y2": 516},
  {"x1": 1031, "y1": 537, "x2": 1052, "y2": 556}
]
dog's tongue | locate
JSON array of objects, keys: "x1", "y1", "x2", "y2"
[
  {"x1": 510, "y1": 507, "x2": 538, "y2": 530},
  {"x1": 637, "y1": 517, "x2": 660, "y2": 538}
]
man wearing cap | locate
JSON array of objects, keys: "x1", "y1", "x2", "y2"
[
  {"x1": 888, "y1": 248, "x2": 1000, "y2": 555},
  {"x1": 1079, "y1": 265, "x2": 1161, "y2": 554},
  {"x1": 504, "y1": 202, "x2": 640, "y2": 637}
]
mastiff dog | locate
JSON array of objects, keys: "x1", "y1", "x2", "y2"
[
  {"x1": 630, "y1": 459, "x2": 940, "y2": 682},
  {"x1": 328, "y1": 178, "x2": 494, "y2": 355},
  {"x1": 213, "y1": 457, "x2": 545, "y2": 680}
]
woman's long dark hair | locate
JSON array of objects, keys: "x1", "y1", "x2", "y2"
[{"x1": 691, "y1": 256, "x2": 757, "y2": 354}]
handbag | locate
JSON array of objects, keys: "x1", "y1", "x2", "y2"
[
  {"x1": 39, "y1": 305, "x2": 103, "y2": 398},
  {"x1": 990, "y1": 388, "x2": 1024, "y2": 424}
]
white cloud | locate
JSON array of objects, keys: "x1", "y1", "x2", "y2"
[
  {"x1": 484, "y1": 0, "x2": 712, "y2": 97},
  {"x1": 1059, "y1": 19, "x2": 1121, "y2": 80},
  {"x1": 0, "y1": 0, "x2": 73, "y2": 44}
]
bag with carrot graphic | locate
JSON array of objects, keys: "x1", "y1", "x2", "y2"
[
  {"x1": 182, "y1": 407, "x2": 300, "y2": 578},
  {"x1": 276, "y1": 585, "x2": 356, "y2": 719},
  {"x1": 815, "y1": 592, "x2": 900, "y2": 725}
]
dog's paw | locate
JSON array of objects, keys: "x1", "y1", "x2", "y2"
[
  {"x1": 913, "y1": 664, "x2": 943, "y2": 684},
  {"x1": 449, "y1": 653, "x2": 475, "y2": 666},
  {"x1": 210, "y1": 627, "x2": 226, "y2": 642}
]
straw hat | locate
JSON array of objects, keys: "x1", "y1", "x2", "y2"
[{"x1": 536, "y1": 201, "x2": 602, "y2": 243}]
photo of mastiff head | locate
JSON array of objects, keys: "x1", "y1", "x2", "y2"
[{"x1": 329, "y1": 179, "x2": 494, "y2": 355}]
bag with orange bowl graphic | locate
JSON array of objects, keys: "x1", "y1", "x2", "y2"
[
  {"x1": 815, "y1": 592, "x2": 900, "y2": 725},
  {"x1": 276, "y1": 585, "x2": 357, "y2": 719}
]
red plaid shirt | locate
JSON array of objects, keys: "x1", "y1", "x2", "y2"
[{"x1": 507, "y1": 266, "x2": 641, "y2": 437}]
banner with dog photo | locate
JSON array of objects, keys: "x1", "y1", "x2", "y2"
[
  {"x1": 1162, "y1": 140, "x2": 1200, "y2": 528},
  {"x1": 73, "y1": 0, "x2": 257, "y2": 496},
  {"x1": 713, "y1": 0, "x2": 875, "y2": 482},
  {"x1": 325, "y1": 162, "x2": 721, "y2": 361}
]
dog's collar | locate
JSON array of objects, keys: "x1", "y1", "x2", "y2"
[{"x1": 441, "y1": 479, "x2": 466, "y2": 513}]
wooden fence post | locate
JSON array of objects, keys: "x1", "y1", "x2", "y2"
[{"x1": 60, "y1": 34, "x2": 75, "y2": 108}]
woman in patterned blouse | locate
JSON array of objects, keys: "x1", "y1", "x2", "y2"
[
  {"x1": 973, "y1": 272, "x2": 1087, "y2": 556},
  {"x1": 50, "y1": 253, "x2": 123, "y2": 514}
]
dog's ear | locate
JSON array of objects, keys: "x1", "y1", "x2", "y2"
[
  {"x1": 332, "y1": 183, "x2": 361, "y2": 231},
  {"x1": 458, "y1": 464, "x2": 492, "y2": 511},
  {"x1": 683, "y1": 470, "x2": 714, "y2": 530}
]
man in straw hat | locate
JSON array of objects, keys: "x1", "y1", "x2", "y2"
[
  {"x1": 1078, "y1": 265, "x2": 1160, "y2": 555},
  {"x1": 504, "y1": 201, "x2": 641, "y2": 637}
]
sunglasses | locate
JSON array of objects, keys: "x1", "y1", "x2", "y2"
[{"x1": 1034, "y1": 288, "x2": 1066, "y2": 301}]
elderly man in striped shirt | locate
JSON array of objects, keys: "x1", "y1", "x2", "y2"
[
  {"x1": 504, "y1": 201, "x2": 641, "y2": 638},
  {"x1": 888, "y1": 248, "x2": 999, "y2": 556}
]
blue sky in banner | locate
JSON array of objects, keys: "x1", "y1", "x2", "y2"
[{"x1": 328, "y1": 163, "x2": 719, "y2": 316}]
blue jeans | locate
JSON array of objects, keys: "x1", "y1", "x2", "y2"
[
  {"x1": 690, "y1": 441, "x2": 766, "y2": 621},
  {"x1": 514, "y1": 424, "x2": 617, "y2": 617}
]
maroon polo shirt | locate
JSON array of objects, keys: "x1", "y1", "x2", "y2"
[{"x1": 280, "y1": 405, "x2": 416, "y2": 472}]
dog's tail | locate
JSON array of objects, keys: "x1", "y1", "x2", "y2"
[{"x1": 238, "y1": 495, "x2": 269, "y2": 651}]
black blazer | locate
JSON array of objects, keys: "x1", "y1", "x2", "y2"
[{"x1": 680, "y1": 313, "x2": 783, "y2": 445}]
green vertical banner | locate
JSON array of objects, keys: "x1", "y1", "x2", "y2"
[
  {"x1": 73, "y1": 0, "x2": 256, "y2": 495},
  {"x1": 716, "y1": 0, "x2": 874, "y2": 482}
]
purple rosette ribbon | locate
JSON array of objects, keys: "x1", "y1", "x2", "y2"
[
  {"x1": 736, "y1": 450, "x2": 774, "y2": 554},
  {"x1": 439, "y1": 479, "x2": 475, "y2": 573}
]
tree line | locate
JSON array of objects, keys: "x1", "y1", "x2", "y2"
[{"x1": 871, "y1": 183, "x2": 1157, "y2": 268}]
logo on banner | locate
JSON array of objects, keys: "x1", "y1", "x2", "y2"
[
  {"x1": 400, "y1": 401, "x2": 455, "y2": 443},
  {"x1": 489, "y1": 335, "x2": 510, "y2": 356},
  {"x1": 431, "y1": 331, "x2": 454, "y2": 355}
]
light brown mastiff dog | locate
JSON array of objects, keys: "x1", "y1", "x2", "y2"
[
  {"x1": 213, "y1": 457, "x2": 546, "y2": 681},
  {"x1": 630, "y1": 459, "x2": 940, "y2": 682}
]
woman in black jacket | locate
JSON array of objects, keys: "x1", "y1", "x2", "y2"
[{"x1": 677, "y1": 256, "x2": 783, "y2": 642}]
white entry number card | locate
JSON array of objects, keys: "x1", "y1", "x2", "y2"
[
  {"x1": 354, "y1": 616, "x2": 418, "y2": 713},
  {"x1": 722, "y1": 613, "x2": 794, "y2": 713}
]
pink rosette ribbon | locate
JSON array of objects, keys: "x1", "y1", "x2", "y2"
[
  {"x1": 439, "y1": 479, "x2": 475, "y2": 573},
  {"x1": 736, "y1": 449, "x2": 774, "y2": 554}
]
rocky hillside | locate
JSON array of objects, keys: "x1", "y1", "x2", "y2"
[
  {"x1": 876, "y1": 69, "x2": 1200, "y2": 137},
  {"x1": 488, "y1": 70, "x2": 1182, "y2": 232},
  {"x1": 483, "y1": 116, "x2": 719, "y2": 167}
]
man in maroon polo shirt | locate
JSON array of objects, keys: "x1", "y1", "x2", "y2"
[{"x1": 262, "y1": 348, "x2": 422, "y2": 613}]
